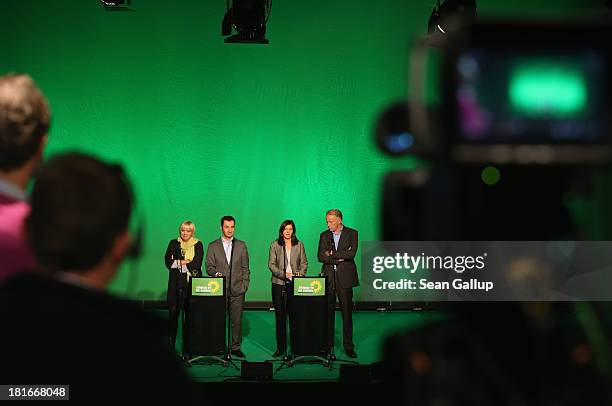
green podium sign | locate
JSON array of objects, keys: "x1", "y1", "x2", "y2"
[
  {"x1": 293, "y1": 277, "x2": 326, "y2": 297},
  {"x1": 192, "y1": 277, "x2": 224, "y2": 297}
]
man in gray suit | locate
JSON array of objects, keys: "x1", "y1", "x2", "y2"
[{"x1": 205, "y1": 215, "x2": 250, "y2": 358}]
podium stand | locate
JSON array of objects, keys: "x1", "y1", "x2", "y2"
[
  {"x1": 184, "y1": 277, "x2": 226, "y2": 366},
  {"x1": 288, "y1": 276, "x2": 329, "y2": 366}
]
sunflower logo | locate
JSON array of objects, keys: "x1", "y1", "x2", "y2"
[
  {"x1": 208, "y1": 280, "x2": 221, "y2": 294},
  {"x1": 310, "y1": 280, "x2": 322, "y2": 294}
]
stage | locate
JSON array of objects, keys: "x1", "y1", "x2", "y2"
[{"x1": 158, "y1": 309, "x2": 444, "y2": 382}]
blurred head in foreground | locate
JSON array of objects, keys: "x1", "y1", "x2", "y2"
[{"x1": 26, "y1": 152, "x2": 133, "y2": 289}]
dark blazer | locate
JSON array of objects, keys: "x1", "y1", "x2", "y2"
[
  {"x1": 268, "y1": 240, "x2": 308, "y2": 285},
  {"x1": 205, "y1": 238, "x2": 250, "y2": 296},
  {"x1": 0, "y1": 273, "x2": 192, "y2": 403},
  {"x1": 164, "y1": 239, "x2": 203, "y2": 306},
  {"x1": 164, "y1": 239, "x2": 204, "y2": 276},
  {"x1": 317, "y1": 225, "x2": 359, "y2": 289}
]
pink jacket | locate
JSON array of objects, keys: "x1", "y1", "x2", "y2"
[{"x1": 0, "y1": 193, "x2": 36, "y2": 281}]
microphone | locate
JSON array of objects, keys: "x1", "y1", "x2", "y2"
[
  {"x1": 172, "y1": 245, "x2": 184, "y2": 270},
  {"x1": 173, "y1": 244, "x2": 184, "y2": 260}
]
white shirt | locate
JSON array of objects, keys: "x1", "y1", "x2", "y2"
[
  {"x1": 333, "y1": 225, "x2": 344, "y2": 271},
  {"x1": 222, "y1": 237, "x2": 233, "y2": 264},
  {"x1": 285, "y1": 247, "x2": 293, "y2": 276}
]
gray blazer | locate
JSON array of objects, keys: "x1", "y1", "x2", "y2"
[
  {"x1": 268, "y1": 240, "x2": 308, "y2": 285},
  {"x1": 205, "y1": 238, "x2": 250, "y2": 296}
]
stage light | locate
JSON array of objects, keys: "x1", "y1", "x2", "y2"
[
  {"x1": 428, "y1": 0, "x2": 476, "y2": 35},
  {"x1": 222, "y1": 0, "x2": 271, "y2": 44}
]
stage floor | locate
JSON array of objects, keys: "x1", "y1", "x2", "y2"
[{"x1": 157, "y1": 309, "x2": 445, "y2": 382}]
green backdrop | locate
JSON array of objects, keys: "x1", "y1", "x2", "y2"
[{"x1": 0, "y1": 0, "x2": 603, "y2": 301}]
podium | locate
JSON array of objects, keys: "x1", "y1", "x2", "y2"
[
  {"x1": 288, "y1": 276, "x2": 328, "y2": 365},
  {"x1": 183, "y1": 277, "x2": 226, "y2": 365}
]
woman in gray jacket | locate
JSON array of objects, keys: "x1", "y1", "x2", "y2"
[{"x1": 268, "y1": 219, "x2": 308, "y2": 357}]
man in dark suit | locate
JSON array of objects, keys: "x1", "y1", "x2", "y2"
[
  {"x1": 0, "y1": 153, "x2": 192, "y2": 403},
  {"x1": 205, "y1": 216, "x2": 250, "y2": 358},
  {"x1": 318, "y1": 209, "x2": 359, "y2": 358}
]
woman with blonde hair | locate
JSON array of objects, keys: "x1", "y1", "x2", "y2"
[{"x1": 164, "y1": 220, "x2": 203, "y2": 348}]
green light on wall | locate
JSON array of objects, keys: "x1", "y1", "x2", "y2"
[{"x1": 509, "y1": 61, "x2": 587, "y2": 117}]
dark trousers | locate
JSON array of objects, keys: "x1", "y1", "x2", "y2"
[
  {"x1": 327, "y1": 271, "x2": 354, "y2": 352},
  {"x1": 272, "y1": 283, "x2": 289, "y2": 353},
  {"x1": 167, "y1": 271, "x2": 189, "y2": 344},
  {"x1": 229, "y1": 294, "x2": 245, "y2": 351}
]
